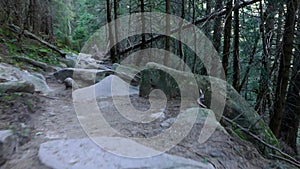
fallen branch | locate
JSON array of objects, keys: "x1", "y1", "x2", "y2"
[
  {"x1": 222, "y1": 116, "x2": 300, "y2": 168},
  {"x1": 269, "y1": 154, "x2": 300, "y2": 168},
  {"x1": 9, "y1": 24, "x2": 66, "y2": 57},
  {"x1": 12, "y1": 56, "x2": 57, "y2": 72}
]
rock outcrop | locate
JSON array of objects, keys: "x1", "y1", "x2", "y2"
[
  {"x1": 38, "y1": 137, "x2": 215, "y2": 169},
  {"x1": 139, "y1": 62, "x2": 279, "y2": 155},
  {"x1": 0, "y1": 63, "x2": 51, "y2": 94}
]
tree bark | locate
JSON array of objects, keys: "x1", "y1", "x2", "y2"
[
  {"x1": 269, "y1": 0, "x2": 298, "y2": 137},
  {"x1": 203, "y1": 0, "x2": 212, "y2": 38},
  {"x1": 140, "y1": 0, "x2": 146, "y2": 50},
  {"x1": 106, "y1": 0, "x2": 117, "y2": 63},
  {"x1": 222, "y1": 0, "x2": 233, "y2": 78},
  {"x1": 177, "y1": 0, "x2": 185, "y2": 70},
  {"x1": 164, "y1": 0, "x2": 171, "y2": 65},
  {"x1": 192, "y1": 0, "x2": 197, "y2": 73},
  {"x1": 233, "y1": 0, "x2": 240, "y2": 91},
  {"x1": 113, "y1": 0, "x2": 119, "y2": 60},
  {"x1": 213, "y1": 0, "x2": 223, "y2": 53}
]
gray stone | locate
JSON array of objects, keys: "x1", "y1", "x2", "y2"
[
  {"x1": 0, "y1": 63, "x2": 51, "y2": 94},
  {"x1": 0, "y1": 80, "x2": 35, "y2": 94},
  {"x1": 0, "y1": 130, "x2": 16, "y2": 165},
  {"x1": 160, "y1": 118, "x2": 176, "y2": 128},
  {"x1": 64, "y1": 77, "x2": 79, "y2": 90},
  {"x1": 76, "y1": 53, "x2": 104, "y2": 69},
  {"x1": 58, "y1": 53, "x2": 77, "y2": 68},
  {"x1": 73, "y1": 75, "x2": 139, "y2": 100},
  {"x1": 39, "y1": 137, "x2": 215, "y2": 169}
]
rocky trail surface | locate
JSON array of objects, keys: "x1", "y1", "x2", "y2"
[
  {"x1": 1, "y1": 75, "x2": 87, "y2": 169},
  {"x1": 0, "y1": 59, "x2": 296, "y2": 169}
]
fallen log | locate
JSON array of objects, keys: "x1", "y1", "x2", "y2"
[
  {"x1": 9, "y1": 24, "x2": 66, "y2": 57},
  {"x1": 12, "y1": 56, "x2": 57, "y2": 72}
]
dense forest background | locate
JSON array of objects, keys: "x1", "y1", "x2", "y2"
[{"x1": 0, "y1": 0, "x2": 299, "y2": 156}]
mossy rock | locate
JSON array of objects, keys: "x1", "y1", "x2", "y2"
[{"x1": 140, "y1": 62, "x2": 279, "y2": 155}]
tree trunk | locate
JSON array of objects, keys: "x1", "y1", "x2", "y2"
[
  {"x1": 233, "y1": 0, "x2": 240, "y2": 91},
  {"x1": 113, "y1": 0, "x2": 119, "y2": 60},
  {"x1": 164, "y1": 0, "x2": 171, "y2": 66},
  {"x1": 279, "y1": 3, "x2": 300, "y2": 154},
  {"x1": 213, "y1": 0, "x2": 223, "y2": 53},
  {"x1": 255, "y1": 0, "x2": 276, "y2": 114},
  {"x1": 269, "y1": 0, "x2": 298, "y2": 137},
  {"x1": 192, "y1": 0, "x2": 197, "y2": 73},
  {"x1": 118, "y1": 0, "x2": 260, "y2": 57},
  {"x1": 106, "y1": 0, "x2": 117, "y2": 63},
  {"x1": 28, "y1": 0, "x2": 40, "y2": 34},
  {"x1": 140, "y1": 0, "x2": 146, "y2": 50},
  {"x1": 222, "y1": 0, "x2": 233, "y2": 78},
  {"x1": 203, "y1": 0, "x2": 212, "y2": 38},
  {"x1": 177, "y1": 0, "x2": 185, "y2": 70}
]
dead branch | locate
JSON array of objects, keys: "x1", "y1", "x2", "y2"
[
  {"x1": 222, "y1": 116, "x2": 300, "y2": 168},
  {"x1": 12, "y1": 56, "x2": 57, "y2": 72},
  {"x1": 9, "y1": 24, "x2": 66, "y2": 57},
  {"x1": 270, "y1": 154, "x2": 300, "y2": 168}
]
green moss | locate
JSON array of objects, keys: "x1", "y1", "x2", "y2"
[{"x1": 2, "y1": 95, "x2": 14, "y2": 101}]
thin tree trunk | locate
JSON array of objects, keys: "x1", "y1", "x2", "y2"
[
  {"x1": 233, "y1": 0, "x2": 240, "y2": 91},
  {"x1": 213, "y1": 0, "x2": 223, "y2": 53},
  {"x1": 203, "y1": 0, "x2": 212, "y2": 38},
  {"x1": 164, "y1": 0, "x2": 171, "y2": 66},
  {"x1": 192, "y1": 0, "x2": 197, "y2": 73},
  {"x1": 141, "y1": 0, "x2": 146, "y2": 50},
  {"x1": 178, "y1": 0, "x2": 185, "y2": 70},
  {"x1": 222, "y1": 0, "x2": 233, "y2": 78},
  {"x1": 113, "y1": 0, "x2": 119, "y2": 60},
  {"x1": 106, "y1": 0, "x2": 117, "y2": 63},
  {"x1": 238, "y1": 37, "x2": 259, "y2": 92},
  {"x1": 255, "y1": 0, "x2": 276, "y2": 114},
  {"x1": 269, "y1": 0, "x2": 298, "y2": 137}
]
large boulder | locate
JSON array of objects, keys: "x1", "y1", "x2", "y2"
[
  {"x1": 76, "y1": 53, "x2": 104, "y2": 69},
  {"x1": 72, "y1": 75, "x2": 139, "y2": 100},
  {"x1": 0, "y1": 81, "x2": 35, "y2": 94},
  {"x1": 111, "y1": 63, "x2": 141, "y2": 86},
  {"x1": 0, "y1": 63, "x2": 51, "y2": 94},
  {"x1": 58, "y1": 53, "x2": 77, "y2": 68},
  {"x1": 38, "y1": 137, "x2": 215, "y2": 169},
  {"x1": 139, "y1": 62, "x2": 278, "y2": 155},
  {"x1": 0, "y1": 130, "x2": 17, "y2": 166}
]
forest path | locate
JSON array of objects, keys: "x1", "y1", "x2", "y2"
[
  {"x1": 1, "y1": 70, "x2": 294, "y2": 169},
  {"x1": 2, "y1": 76, "x2": 87, "y2": 169}
]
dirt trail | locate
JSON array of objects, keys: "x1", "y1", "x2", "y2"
[
  {"x1": 2, "y1": 76, "x2": 87, "y2": 169},
  {"x1": 1, "y1": 73, "x2": 295, "y2": 169}
]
